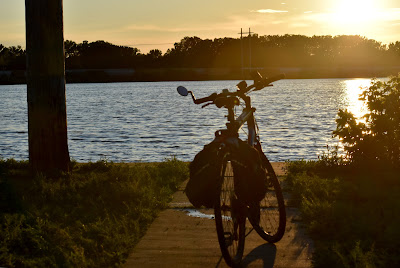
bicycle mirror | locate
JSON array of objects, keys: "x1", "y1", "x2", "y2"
[{"x1": 177, "y1": 86, "x2": 189, "y2": 96}]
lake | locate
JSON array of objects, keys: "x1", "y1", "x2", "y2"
[{"x1": 0, "y1": 78, "x2": 377, "y2": 162}]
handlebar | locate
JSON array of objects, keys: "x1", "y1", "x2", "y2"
[
  {"x1": 193, "y1": 93, "x2": 218, "y2": 104},
  {"x1": 178, "y1": 72, "x2": 285, "y2": 108}
]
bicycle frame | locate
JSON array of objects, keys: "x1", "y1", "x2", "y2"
[{"x1": 222, "y1": 95, "x2": 258, "y2": 147}]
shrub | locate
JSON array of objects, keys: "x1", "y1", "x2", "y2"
[
  {"x1": 333, "y1": 74, "x2": 400, "y2": 169},
  {"x1": 286, "y1": 75, "x2": 400, "y2": 267}
]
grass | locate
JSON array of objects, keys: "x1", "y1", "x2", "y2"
[
  {"x1": 4, "y1": 155, "x2": 399, "y2": 267},
  {"x1": 0, "y1": 158, "x2": 188, "y2": 267},
  {"x1": 286, "y1": 160, "x2": 400, "y2": 267}
]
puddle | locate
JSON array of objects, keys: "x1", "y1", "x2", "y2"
[
  {"x1": 178, "y1": 209, "x2": 232, "y2": 221},
  {"x1": 178, "y1": 209, "x2": 215, "y2": 220}
]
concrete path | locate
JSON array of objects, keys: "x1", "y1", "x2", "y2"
[{"x1": 124, "y1": 163, "x2": 313, "y2": 267}]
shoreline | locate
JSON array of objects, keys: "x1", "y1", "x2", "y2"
[{"x1": 1, "y1": 66, "x2": 399, "y2": 85}]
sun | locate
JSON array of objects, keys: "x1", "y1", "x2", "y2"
[{"x1": 331, "y1": 0, "x2": 379, "y2": 27}]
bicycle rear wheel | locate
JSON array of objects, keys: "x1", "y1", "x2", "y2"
[
  {"x1": 214, "y1": 159, "x2": 246, "y2": 267},
  {"x1": 249, "y1": 155, "x2": 286, "y2": 243}
]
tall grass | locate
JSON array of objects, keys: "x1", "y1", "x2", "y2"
[
  {"x1": 286, "y1": 160, "x2": 400, "y2": 267},
  {"x1": 0, "y1": 158, "x2": 188, "y2": 267}
]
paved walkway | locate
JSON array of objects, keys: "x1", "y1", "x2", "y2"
[{"x1": 124, "y1": 163, "x2": 313, "y2": 267}]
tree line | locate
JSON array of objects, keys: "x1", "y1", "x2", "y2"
[{"x1": 1, "y1": 34, "x2": 400, "y2": 71}]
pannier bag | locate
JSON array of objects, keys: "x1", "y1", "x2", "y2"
[
  {"x1": 186, "y1": 137, "x2": 268, "y2": 208},
  {"x1": 186, "y1": 141, "x2": 221, "y2": 208},
  {"x1": 231, "y1": 140, "x2": 268, "y2": 205}
]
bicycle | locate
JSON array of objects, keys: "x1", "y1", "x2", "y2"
[{"x1": 177, "y1": 71, "x2": 286, "y2": 267}]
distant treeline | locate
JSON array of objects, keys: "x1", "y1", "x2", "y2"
[{"x1": 1, "y1": 35, "x2": 400, "y2": 82}]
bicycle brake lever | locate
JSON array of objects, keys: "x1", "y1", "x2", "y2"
[{"x1": 201, "y1": 102, "x2": 213, "y2": 108}]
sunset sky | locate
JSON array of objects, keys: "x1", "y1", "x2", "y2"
[{"x1": 1, "y1": 0, "x2": 400, "y2": 53}]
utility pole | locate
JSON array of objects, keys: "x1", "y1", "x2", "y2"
[
  {"x1": 239, "y1": 28, "x2": 255, "y2": 77},
  {"x1": 238, "y1": 28, "x2": 244, "y2": 78},
  {"x1": 25, "y1": 0, "x2": 70, "y2": 173},
  {"x1": 248, "y1": 28, "x2": 254, "y2": 70}
]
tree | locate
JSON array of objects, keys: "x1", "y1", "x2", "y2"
[
  {"x1": 147, "y1": 49, "x2": 162, "y2": 59},
  {"x1": 25, "y1": 0, "x2": 70, "y2": 173},
  {"x1": 64, "y1": 40, "x2": 78, "y2": 58},
  {"x1": 333, "y1": 75, "x2": 400, "y2": 169}
]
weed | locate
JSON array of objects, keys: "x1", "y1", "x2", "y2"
[
  {"x1": 0, "y1": 158, "x2": 189, "y2": 267},
  {"x1": 287, "y1": 160, "x2": 400, "y2": 267}
]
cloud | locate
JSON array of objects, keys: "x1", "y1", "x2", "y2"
[
  {"x1": 384, "y1": 8, "x2": 400, "y2": 22},
  {"x1": 300, "y1": 7, "x2": 400, "y2": 24},
  {"x1": 254, "y1": 9, "x2": 288, "y2": 14},
  {"x1": 392, "y1": 22, "x2": 400, "y2": 26}
]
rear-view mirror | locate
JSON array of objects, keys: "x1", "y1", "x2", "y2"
[{"x1": 177, "y1": 86, "x2": 188, "y2": 96}]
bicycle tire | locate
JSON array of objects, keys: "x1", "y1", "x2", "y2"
[
  {"x1": 214, "y1": 157, "x2": 246, "y2": 267},
  {"x1": 249, "y1": 154, "x2": 286, "y2": 243}
]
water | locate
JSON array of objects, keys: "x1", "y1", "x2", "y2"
[
  {"x1": 0, "y1": 78, "x2": 377, "y2": 162},
  {"x1": 178, "y1": 209, "x2": 215, "y2": 220}
]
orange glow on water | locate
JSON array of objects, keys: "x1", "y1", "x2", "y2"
[{"x1": 342, "y1": 79, "x2": 371, "y2": 122}]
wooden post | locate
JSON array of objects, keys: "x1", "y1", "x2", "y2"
[{"x1": 25, "y1": 0, "x2": 70, "y2": 172}]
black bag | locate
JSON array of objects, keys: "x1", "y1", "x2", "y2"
[
  {"x1": 186, "y1": 141, "x2": 221, "y2": 208},
  {"x1": 231, "y1": 140, "x2": 268, "y2": 205},
  {"x1": 186, "y1": 137, "x2": 267, "y2": 208}
]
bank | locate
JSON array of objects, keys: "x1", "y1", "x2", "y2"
[{"x1": 1, "y1": 66, "x2": 400, "y2": 85}]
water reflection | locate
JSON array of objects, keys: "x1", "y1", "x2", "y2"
[{"x1": 341, "y1": 79, "x2": 371, "y2": 121}]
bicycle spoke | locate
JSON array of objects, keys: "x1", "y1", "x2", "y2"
[
  {"x1": 249, "y1": 158, "x2": 286, "y2": 243},
  {"x1": 215, "y1": 160, "x2": 245, "y2": 266}
]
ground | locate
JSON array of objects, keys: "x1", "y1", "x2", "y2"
[{"x1": 124, "y1": 163, "x2": 313, "y2": 267}]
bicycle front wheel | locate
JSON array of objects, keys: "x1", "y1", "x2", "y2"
[
  {"x1": 214, "y1": 159, "x2": 246, "y2": 267},
  {"x1": 249, "y1": 156, "x2": 286, "y2": 243}
]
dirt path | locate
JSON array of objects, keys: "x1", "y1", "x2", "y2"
[{"x1": 124, "y1": 163, "x2": 313, "y2": 267}]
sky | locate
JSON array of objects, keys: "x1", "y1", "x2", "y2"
[{"x1": 1, "y1": 0, "x2": 400, "y2": 53}]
